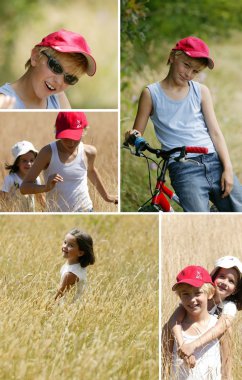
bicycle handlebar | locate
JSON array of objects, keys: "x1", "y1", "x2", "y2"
[{"x1": 126, "y1": 136, "x2": 208, "y2": 158}]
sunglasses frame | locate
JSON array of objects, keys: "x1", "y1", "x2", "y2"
[{"x1": 41, "y1": 51, "x2": 79, "y2": 85}]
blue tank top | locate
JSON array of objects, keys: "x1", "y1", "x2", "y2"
[
  {"x1": 147, "y1": 81, "x2": 215, "y2": 155},
  {"x1": 0, "y1": 83, "x2": 60, "y2": 109}
]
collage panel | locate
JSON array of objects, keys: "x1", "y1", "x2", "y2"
[
  {"x1": 0, "y1": 213, "x2": 159, "y2": 380},
  {"x1": 121, "y1": 2, "x2": 242, "y2": 213},
  {"x1": 0, "y1": 111, "x2": 118, "y2": 212},
  {"x1": 0, "y1": 0, "x2": 118, "y2": 109},
  {"x1": 161, "y1": 214, "x2": 242, "y2": 380}
]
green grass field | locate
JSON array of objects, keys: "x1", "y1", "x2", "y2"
[
  {"x1": 0, "y1": 214, "x2": 158, "y2": 380},
  {"x1": 121, "y1": 33, "x2": 242, "y2": 212}
]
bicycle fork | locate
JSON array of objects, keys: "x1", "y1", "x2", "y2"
[{"x1": 151, "y1": 160, "x2": 180, "y2": 212}]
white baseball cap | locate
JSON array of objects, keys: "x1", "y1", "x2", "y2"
[
  {"x1": 11, "y1": 141, "x2": 38, "y2": 160},
  {"x1": 210, "y1": 256, "x2": 242, "y2": 277}
]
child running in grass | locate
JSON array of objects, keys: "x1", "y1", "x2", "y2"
[
  {"x1": 125, "y1": 36, "x2": 242, "y2": 212},
  {"x1": 165, "y1": 256, "x2": 242, "y2": 379},
  {"x1": 0, "y1": 140, "x2": 44, "y2": 212},
  {"x1": 0, "y1": 29, "x2": 96, "y2": 109},
  {"x1": 55, "y1": 228, "x2": 95, "y2": 301},
  {"x1": 20, "y1": 111, "x2": 118, "y2": 212},
  {"x1": 162, "y1": 265, "x2": 222, "y2": 379}
]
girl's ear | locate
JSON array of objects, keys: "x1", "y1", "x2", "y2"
[
  {"x1": 78, "y1": 250, "x2": 85, "y2": 257},
  {"x1": 30, "y1": 47, "x2": 40, "y2": 67}
]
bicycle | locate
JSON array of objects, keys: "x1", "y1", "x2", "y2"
[{"x1": 122, "y1": 134, "x2": 208, "y2": 212}]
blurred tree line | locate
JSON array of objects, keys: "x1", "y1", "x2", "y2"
[{"x1": 121, "y1": 0, "x2": 242, "y2": 86}]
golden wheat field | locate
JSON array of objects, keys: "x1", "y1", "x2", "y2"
[
  {"x1": 161, "y1": 214, "x2": 242, "y2": 380},
  {"x1": 0, "y1": 214, "x2": 159, "y2": 380},
  {"x1": 0, "y1": 111, "x2": 118, "y2": 212}
]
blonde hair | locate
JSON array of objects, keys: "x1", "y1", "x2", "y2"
[
  {"x1": 176, "y1": 283, "x2": 215, "y2": 298},
  {"x1": 25, "y1": 47, "x2": 88, "y2": 77}
]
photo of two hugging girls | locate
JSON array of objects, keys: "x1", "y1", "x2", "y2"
[{"x1": 0, "y1": 1, "x2": 242, "y2": 380}]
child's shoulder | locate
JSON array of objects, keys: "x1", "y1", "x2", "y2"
[{"x1": 83, "y1": 144, "x2": 97, "y2": 156}]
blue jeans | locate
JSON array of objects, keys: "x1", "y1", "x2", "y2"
[{"x1": 168, "y1": 152, "x2": 242, "y2": 212}]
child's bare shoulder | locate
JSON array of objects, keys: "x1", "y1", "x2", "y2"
[{"x1": 83, "y1": 144, "x2": 97, "y2": 156}]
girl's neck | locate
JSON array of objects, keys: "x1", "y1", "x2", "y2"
[
  {"x1": 12, "y1": 71, "x2": 47, "y2": 109},
  {"x1": 15, "y1": 170, "x2": 25, "y2": 180}
]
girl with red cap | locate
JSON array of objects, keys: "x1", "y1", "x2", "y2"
[
  {"x1": 125, "y1": 36, "x2": 242, "y2": 212},
  {"x1": 0, "y1": 29, "x2": 96, "y2": 109},
  {"x1": 20, "y1": 112, "x2": 118, "y2": 212}
]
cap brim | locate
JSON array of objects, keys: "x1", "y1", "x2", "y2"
[
  {"x1": 183, "y1": 51, "x2": 214, "y2": 69},
  {"x1": 172, "y1": 279, "x2": 205, "y2": 291},
  {"x1": 56, "y1": 129, "x2": 84, "y2": 141}
]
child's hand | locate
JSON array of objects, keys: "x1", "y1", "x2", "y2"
[
  {"x1": 178, "y1": 341, "x2": 196, "y2": 358},
  {"x1": 124, "y1": 129, "x2": 141, "y2": 146},
  {"x1": 183, "y1": 354, "x2": 196, "y2": 368},
  {"x1": 106, "y1": 194, "x2": 118, "y2": 204},
  {"x1": 221, "y1": 168, "x2": 233, "y2": 197},
  {"x1": 46, "y1": 173, "x2": 64, "y2": 191},
  {"x1": 0, "y1": 95, "x2": 15, "y2": 109}
]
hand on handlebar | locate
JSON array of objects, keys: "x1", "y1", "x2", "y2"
[{"x1": 124, "y1": 129, "x2": 141, "y2": 146}]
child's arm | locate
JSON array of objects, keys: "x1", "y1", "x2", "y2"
[
  {"x1": 58, "y1": 92, "x2": 71, "y2": 109},
  {"x1": 201, "y1": 84, "x2": 233, "y2": 197},
  {"x1": 124, "y1": 88, "x2": 153, "y2": 141},
  {"x1": 55, "y1": 272, "x2": 79, "y2": 300},
  {"x1": 85, "y1": 144, "x2": 118, "y2": 204},
  {"x1": 20, "y1": 145, "x2": 63, "y2": 194},
  {"x1": 179, "y1": 314, "x2": 234, "y2": 358},
  {"x1": 0, "y1": 94, "x2": 15, "y2": 109},
  {"x1": 167, "y1": 304, "x2": 186, "y2": 348}
]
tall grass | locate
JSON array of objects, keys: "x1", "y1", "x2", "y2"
[
  {"x1": 161, "y1": 214, "x2": 242, "y2": 380},
  {"x1": 0, "y1": 214, "x2": 159, "y2": 380},
  {"x1": 121, "y1": 33, "x2": 242, "y2": 211},
  {"x1": 0, "y1": 112, "x2": 118, "y2": 212}
]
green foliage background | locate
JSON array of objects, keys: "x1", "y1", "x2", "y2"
[
  {"x1": 121, "y1": 0, "x2": 242, "y2": 211},
  {"x1": 122, "y1": 0, "x2": 242, "y2": 78}
]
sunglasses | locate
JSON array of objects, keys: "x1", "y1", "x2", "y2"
[{"x1": 41, "y1": 51, "x2": 79, "y2": 85}]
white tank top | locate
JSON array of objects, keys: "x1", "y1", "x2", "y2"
[
  {"x1": 43, "y1": 141, "x2": 92, "y2": 212},
  {"x1": 60, "y1": 263, "x2": 87, "y2": 300},
  {"x1": 171, "y1": 315, "x2": 221, "y2": 380}
]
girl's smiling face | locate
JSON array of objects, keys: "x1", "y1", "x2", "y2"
[
  {"x1": 179, "y1": 284, "x2": 209, "y2": 315},
  {"x1": 214, "y1": 267, "x2": 239, "y2": 301},
  {"x1": 17, "y1": 151, "x2": 36, "y2": 178},
  {"x1": 62, "y1": 233, "x2": 84, "y2": 265}
]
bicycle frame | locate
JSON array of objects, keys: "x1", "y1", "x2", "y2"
[
  {"x1": 138, "y1": 156, "x2": 180, "y2": 212},
  {"x1": 123, "y1": 136, "x2": 208, "y2": 213}
]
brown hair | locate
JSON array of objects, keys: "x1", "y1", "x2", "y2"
[{"x1": 69, "y1": 228, "x2": 95, "y2": 268}]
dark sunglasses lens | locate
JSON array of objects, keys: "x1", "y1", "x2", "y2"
[
  {"x1": 48, "y1": 58, "x2": 63, "y2": 74},
  {"x1": 64, "y1": 74, "x2": 79, "y2": 85}
]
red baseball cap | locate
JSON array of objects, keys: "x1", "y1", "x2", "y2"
[
  {"x1": 36, "y1": 29, "x2": 96, "y2": 76},
  {"x1": 172, "y1": 36, "x2": 214, "y2": 69},
  {"x1": 55, "y1": 112, "x2": 88, "y2": 141},
  {"x1": 172, "y1": 265, "x2": 214, "y2": 291}
]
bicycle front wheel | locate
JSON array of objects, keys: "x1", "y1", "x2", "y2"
[{"x1": 138, "y1": 204, "x2": 161, "y2": 212}]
